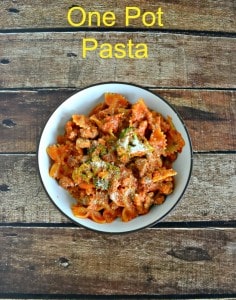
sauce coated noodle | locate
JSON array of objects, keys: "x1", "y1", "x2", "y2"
[{"x1": 47, "y1": 93, "x2": 185, "y2": 223}]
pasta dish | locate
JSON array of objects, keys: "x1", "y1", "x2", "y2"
[{"x1": 47, "y1": 93, "x2": 185, "y2": 223}]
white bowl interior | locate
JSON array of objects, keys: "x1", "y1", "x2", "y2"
[{"x1": 38, "y1": 83, "x2": 192, "y2": 233}]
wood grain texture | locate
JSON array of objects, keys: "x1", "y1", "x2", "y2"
[
  {"x1": 0, "y1": 32, "x2": 235, "y2": 89},
  {"x1": 0, "y1": 89, "x2": 235, "y2": 153},
  {"x1": 0, "y1": 154, "x2": 235, "y2": 224},
  {"x1": 1, "y1": 0, "x2": 235, "y2": 32},
  {"x1": 1, "y1": 294, "x2": 236, "y2": 300},
  {"x1": 1, "y1": 294, "x2": 232, "y2": 300},
  {"x1": 0, "y1": 1, "x2": 235, "y2": 299},
  {"x1": 0, "y1": 227, "x2": 235, "y2": 295}
]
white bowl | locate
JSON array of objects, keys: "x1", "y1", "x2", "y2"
[{"x1": 38, "y1": 82, "x2": 193, "y2": 233}]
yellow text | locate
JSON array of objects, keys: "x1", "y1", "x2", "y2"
[
  {"x1": 82, "y1": 38, "x2": 148, "y2": 59},
  {"x1": 125, "y1": 7, "x2": 164, "y2": 27},
  {"x1": 67, "y1": 6, "x2": 116, "y2": 27}
]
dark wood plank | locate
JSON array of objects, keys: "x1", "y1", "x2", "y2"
[
  {"x1": 0, "y1": 32, "x2": 235, "y2": 89},
  {"x1": 0, "y1": 89, "x2": 235, "y2": 152},
  {"x1": 157, "y1": 89, "x2": 236, "y2": 152},
  {"x1": 0, "y1": 154, "x2": 235, "y2": 223},
  {"x1": 0, "y1": 299, "x2": 235, "y2": 300},
  {"x1": 1, "y1": 0, "x2": 235, "y2": 32},
  {"x1": 0, "y1": 227, "x2": 235, "y2": 295}
]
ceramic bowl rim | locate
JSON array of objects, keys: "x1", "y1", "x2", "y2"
[{"x1": 37, "y1": 81, "x2": 193, "y2": 234}]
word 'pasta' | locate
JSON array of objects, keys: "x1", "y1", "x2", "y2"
[{"x1": 47, "y1": 93, "x2": 185, "y2": 223}]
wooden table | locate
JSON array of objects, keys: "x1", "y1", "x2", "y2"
[{"x1": 0, "y1": 1, "x2": 235, "y2": 298}]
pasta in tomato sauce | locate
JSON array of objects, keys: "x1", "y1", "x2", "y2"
[{"x1": 47, "y1": 93, "x2": 185, "y2": 223}]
